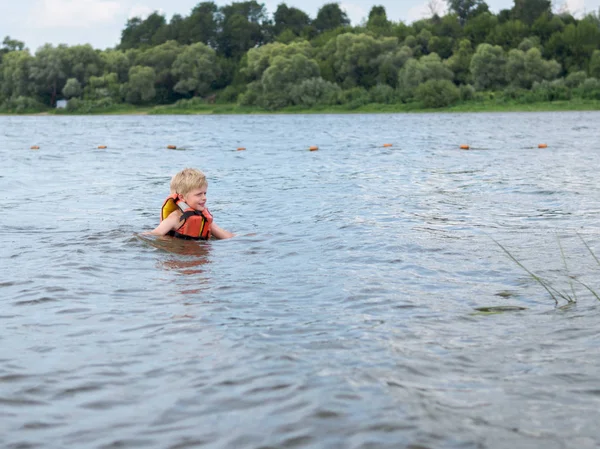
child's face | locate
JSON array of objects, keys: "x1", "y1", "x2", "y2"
[{"x1": 182, "y1": 185, "x2": 207, "y2": 211}]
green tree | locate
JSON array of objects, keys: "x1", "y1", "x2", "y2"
[
  {"x1": 590, "y1": 49, "x2": 600, "y2": 78},
  {"x1": 63, "y1": 45, "x2": 103, "y2": 85},
  {"x1": 433, "y1": 14, "x2": 463, "y2": 40},
  {"x1": 470, "y1": 43, "x2": 507, "y2": 90},
  {"x1": 289, "y1": 77, "x2": 341, "y2": 106},
  {"x1": 62, "y1": 78, "x2": 82, "y2": 98},
  {"x1": 447, "y1": 0, "x2": 490, "y2": 24},
  {"x1": 531, "y1": 11, "x2": 564, "y2": 43},
  {"x1": 313, "y1": 3, "x2": 350, "y2": 33},
  {"x1": 124, "y1": 65, "x2": 156, "y2": 104},
  {"x1": 135, "y1": 40, "x2": 184, "y2": 102},
  {"x1": 428, "y1": 36, "x2": 455, "y2": 59},
  {"x1": 119, "y1": 12, "x2": 167, "y2": 49},
  {"x1": 258, "y1": 54, "x2": 321, "y2": 108},
  {"x1": 377, "y1": 45, "x2": 413, "y2": 87},
  {"x1": 179, "y1": 2, "x2": 218, "y2": 46},
  {"x1": 517, "y1": 37, "x2": 541, "y2": 51},
  {"x1": 445, "y1": 38, "x2": 473, "y2": 84},
  {"x1": 488, "y1": 20, "x2": 529, "y2": 49},
  {"x1": 415, "y1": 79, "x2": 460, "y2": 107},
  {"x1": 392, "y1": 21, "x2": 411, "y2": 43},
  {"x1": 85, "y1": 73, "x2": 122, "y2": 101},
  {"x1": 505, "y1": 47, "x2": 560, "y2": 88},
  {"x1": 464, "y1": 12, "x2": 497, "y2": 46},
  {"x1": 30, "y1": 44, "x2": 69, "y2": 106},
  {"x1": 101, "y1": 50, "x2": 131, "y2": 82},
  {"x1": 273, "y1": 3, "x2": 311, "y2": 36},
  {"x1": 330, "y1": 33, "x2": 400, "y2": 88},
  {"x1": 416, "y1": 29, "x2": 433, "y2": 55},
  {"x1": 218, "y1": 1, "x2": 270, "y2": 59},
  {"x1": 367, "y1": 5, "x2": 392, "y2": 34},
  {"x1": 164, "y1": 14, "x2": 185, "y2": 44},
  {"x1": 243, "y1": 41, "x2": 313, "y2": 81},
  {"x1": 1, "y1": 36, "x2": 26, "y2": 59},
  {"x1": 398, "y1": 52, "x2": 454, "y2": 99},
  {"x1": 512, "y1": 0, "x2": 551, "y2": 26},
  {"x1": 0, "y1": 50, "x2": 34, "y2": 99},
  {"x1": 547, "y1": 18, "x2": 600, "y2": 72},
  {"x1": 172, "y1": 42, "x2": 220, "y2": 96},
  {"x1": 369, "y1": 83, "x2": 396, "y2": 103},
  {"x1": 564, "y1": 70, "x2": 586, "y2": 88}
]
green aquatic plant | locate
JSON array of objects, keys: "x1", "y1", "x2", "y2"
[
  {"x1": 473, "y1": 305, "x2": 528, "y2": 314},
  {"x1": 557, "y1": 236, "x2": 577, "y2": 302},
  {"x1": 493, "y1": 234, "x2": 600, "y2": 306}
]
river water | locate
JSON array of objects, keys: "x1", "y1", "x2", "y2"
[{"x1": 1, "y1": 112, "x2": 600, "y2": 449}]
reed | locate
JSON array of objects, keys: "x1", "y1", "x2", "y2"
[{"x1": 494, "y1": 234, "x2": 600, "y2": 306}]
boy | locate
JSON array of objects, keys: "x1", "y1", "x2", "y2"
[{"x1": 149, "y1": 168, "x2": 234, "y2": 240}]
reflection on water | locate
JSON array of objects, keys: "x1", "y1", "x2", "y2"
[
  {"x1": 1, "y1": 112, "x2": 600, "y2": 449},
  {"x1": 137, "y1": 234, "x2": 212, "y2": 276}
]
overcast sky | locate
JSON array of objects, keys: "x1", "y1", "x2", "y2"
[{"x1": 2, "y1": 0, "x2": 597, "y2": 52}]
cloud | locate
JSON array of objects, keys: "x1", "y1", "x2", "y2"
[
  {"x1": 406, "y1": 1, "x2": 431, "y2": 22},
  {"x1": 340, "y1": 2, "x2": 369, "y2": 25},
  {"x1": 565, "y1": 0, "x2": 585, "y2": 15},
  {"x1": 27, "y1": 0, "x2": 122, "y2": 28}
]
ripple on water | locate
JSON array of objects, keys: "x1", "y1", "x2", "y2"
[{"x1": 1, "y1": 113, "x2": 600, "y2": 448}]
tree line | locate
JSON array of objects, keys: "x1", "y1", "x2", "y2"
[{"x1": 1, "y1": 0, "x2": 600, "y2": 112}]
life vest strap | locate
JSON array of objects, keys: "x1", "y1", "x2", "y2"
[
  {"x1": 168, "y1": 230, "x2": 202, "y2": 240},
  {"x1": 180, "y1": 210, "x2": 203, "y2": 220}
]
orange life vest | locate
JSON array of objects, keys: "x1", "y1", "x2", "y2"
[{"x1": 161, "y1": 194, "x2": 213, "y2": 240}]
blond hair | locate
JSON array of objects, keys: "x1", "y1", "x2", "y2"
[{"x1": 170, "y1": 168, "x2": 207, "y2": 196}]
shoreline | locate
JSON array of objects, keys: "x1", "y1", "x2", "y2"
[{"x1": 2, "y1": 99, "x2": 600, "y2": 116}]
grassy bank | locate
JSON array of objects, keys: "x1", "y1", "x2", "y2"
[
  {"x1": 146, "y1": 98, "x2": 600, "y2": 114},
  {"x1": 4, "y1": 98, "x2": 600, "y2": 116}
]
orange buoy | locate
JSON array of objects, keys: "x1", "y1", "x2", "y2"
[
  {"x1": 460, "y1": 144, "x2": 470, "y2": 150},
  {"x1": 30, "y1": 145, "x2": 40, "y2": 150},
  {"x1": 383, "y1": 143, "x2": 393, "y2": 147},
  {"x1": 538, "y1": 143, "x2": 547, "y2": 148},
  {"x1": 237, "y1": 147, "x2": 246, "y2": 151},
  {"x1": 167, "y1": 145, "x2": 177, "y2": 150},
  {"x1": 309, "y1": 146, "x2": 318, "y2": 151},
  {"x1": 98, "y1": 145, "x2": 107, "y2": 149}
]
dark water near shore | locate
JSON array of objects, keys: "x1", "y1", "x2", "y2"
[{"x1": 1, "y1": 112, "x2": 600, "y2": 449}]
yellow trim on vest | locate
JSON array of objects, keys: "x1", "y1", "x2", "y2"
[{"x1": 162, "y1": 197, "x2": 180, "y2": 221}]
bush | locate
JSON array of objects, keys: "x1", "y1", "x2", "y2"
[
  {"x1": 290, "y1": 77, "x2": 341, "y2": 107},
  {"x1": 171, "y1": 97, "x2": 206, "y2": 109},
  {"x1": 459, "y1": 84, "x2": 476, "y2": 101},
  {"x1": 218, "y1": 85, "x2": 245, "y2": 103},
  {"x1": 369, "y1": 84, "x2": 396, "y2": 104},
  {"x1": 237, "y1": 82, "x2": 261, "y2": 106},
  {"x1": 66, "y1": 98, "x2": 82, "y2": 112},
  {"x1": 579, "y1": 77, "x2": 600, "y2": 100},
  {"x1": 65, "y1": 98, "x2": 115, "y2": 113},
  {"x1": 0, "y1": 96, "x2": 46, "y2": 113},
  {"x1": 62, "y1": 78, "x2": 82, "y2": 99},
  {"x1": 339, "y1": 87, "x2": 370, "y2": 109},
  {"x1": 260, "y1": 91, "x2": 290, "y2": 110},
  {"x1": 531, "y1": 79, "x2": 571, "y2": 101},
  {"x1": 415, "y1": 80, "x2": 460, "y2": 108},
  {"x1": 501, "y1": 85, "x2": 529, "y2": 101},
  {"x1": 565, "y1": 71, "x2": 587, "y2": 88}
]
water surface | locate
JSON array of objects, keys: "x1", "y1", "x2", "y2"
[{"x1": 1, "y1": 112, "x2": 600, "y2": 448}]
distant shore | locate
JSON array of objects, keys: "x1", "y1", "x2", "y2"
[{"x1": 3, "y1": 99, "x2": 600, "y2": 116}]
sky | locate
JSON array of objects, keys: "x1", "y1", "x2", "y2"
[{"x1": 2, "y1": 0, "x2": 598, "y2": 52}]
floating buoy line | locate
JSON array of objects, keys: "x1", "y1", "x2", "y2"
[{"x1": 26, "y1": 142, "x2": 552, "y2": 152}]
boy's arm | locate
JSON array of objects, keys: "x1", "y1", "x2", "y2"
[
  {"x1": 147, "y1": 212, "x2": 181, "y2": 236},
  {"x1": 211, "y1": 222, "x2": 235, "y2": 240}
]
